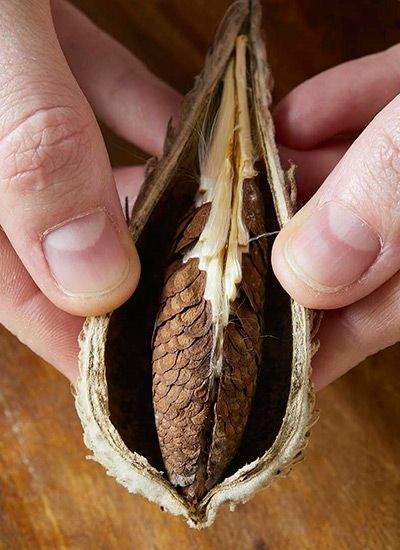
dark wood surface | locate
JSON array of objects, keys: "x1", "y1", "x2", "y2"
[{"x1": 1, "y1": 1, "x2": 399, "y2": 548}]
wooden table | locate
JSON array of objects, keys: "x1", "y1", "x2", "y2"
[{"x1": 1, "y1": 1, "x2": 399, "y2": 548}]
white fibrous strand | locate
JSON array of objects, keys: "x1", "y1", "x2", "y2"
[{"x1": 184, "y1": 35, "x2": 256, "y2": 378}]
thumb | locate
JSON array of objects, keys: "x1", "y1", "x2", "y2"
[
  {"x1": 0, "y1": 0, "x2": 139, "y2": 316},
  {"x1": 272, "y1": 94, "x2": 400, "y2": 310}
]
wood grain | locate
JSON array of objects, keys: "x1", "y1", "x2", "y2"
[{"x1": 1, "y1": 0, "x2": 400, "y2": 548}]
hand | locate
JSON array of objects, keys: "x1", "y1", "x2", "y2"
[
  {"x1": 0, "y1": 0, "x2": 180, "y2": 381},
  {"x1": 273, "y1": 44, "x2": 400, "y2": 390}
]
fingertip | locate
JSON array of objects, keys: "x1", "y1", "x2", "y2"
[
  {"x1": 53, "y1": 0, "x2": 183, "y2": 157},
  {"x1": 278, "y1": 141, "x2": 351, "y2": 203},
  {"x1": 70, "y1": 241, "x2": 140, "y2": 318},
  {"x1": 271, "y1": 216, "x2": 352, "y2": 311},
  {"x1": 42, "y1": 209, "x2": 141, "y2": 317},
  {"x1": 271, "y1": 227, "x2": 323, "y2": 310},
  {"x1": 114, "y1": 165, "x2": 145, "y2": 214},
  {"x1": 274, "y1": 89, "x2": 319, "y2": 149},
  {"x1": 310, "y1": 309, "x2": 362, "y2": 392},
  {"x1": 273, "y1": 97, "x2": 297, "y2": 146}
]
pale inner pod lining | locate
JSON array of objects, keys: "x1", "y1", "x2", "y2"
[{"x1": 184, "y1": 35, "x2": 257, "y2": 376}]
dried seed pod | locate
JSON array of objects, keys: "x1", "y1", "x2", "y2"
[
  {"x1": 76, "y1": 0, "x2": 319, "y2": 528},
  {"x1": 152, "y1": 38, "x2": 269, "y2": 500}
]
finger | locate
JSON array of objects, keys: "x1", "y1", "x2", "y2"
[
  {"x1": 274, "y1": 44, "x2": 400, "y2": 149},
  {"x1": 0, "y1": 228, "x2": 81, "y2": 382},
  {"x1": 312, "y1": 270, "x2": 400, "y2": 391},
  {"x1": 272, "y1": 94, "x2": 400, "y2": 310},
  {"x1": 0, "y1": 162, "x2": 146, "y2": 384},
  {"x1": 114, "y1": 165, "x2": 145, "y2": 216},
  {"x1": 51, "y1": 0, "x2": 182, "y2": 157},
  {"x1": 279, "y1": 140, "x2": 350, "y2": 203},
  {"x1": 0, "y1": 1, "x2": 140, "y2": 317}
]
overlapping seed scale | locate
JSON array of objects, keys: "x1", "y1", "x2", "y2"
[
  {"x1": 154, "y1": 301, "x2": 206, "y2": 346},
  {"x1": 242, "y1": 178, "x2": 267, "y2": 237},
  {"x1": 232, "y1": 301, "x2": 260, "y2": 352},
  {"x1": 205, "y1": 318, "x2": 258, "y2": 488},
  {"x1": 157, "y1": 416, "x2": 204, "y2": 486},
  {"x1": 152, "y1": 255, "x2": 214, "y2": 486},
  {"x1": 241, "y1": 254, "x2": 266, "y2": 313},
  {"x1": 153, "y1": 353, "x2": 213, "y2": 484},
  {"x1": 251, "y1": 239, "x2": 268, "y2": 277},
  {"x1": 153, "y1": 331, "x2": 198, "y2": 361},
  {"x1": 159, "y1": 257, "x2": 203, "y2": 304},
  {"x1": 156, "y1": 264, "x2": 206, "y2": 326},
  {"x1": 171, "y1": 202, "x2": 208, "y2": 249},
  {"x1": 181, "y1": 331, "x2": 213, "y2": 362},
  {"x1": 174, "y1": 203, "x2": 212, "y2": 253}
]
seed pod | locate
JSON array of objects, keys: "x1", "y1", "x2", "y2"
[
  {"x1": 76, "y1": 0, "x2": 319, "y2": 528},
  {"x1": 152, "y1": 38, "x2": 270, "y2": 500}
]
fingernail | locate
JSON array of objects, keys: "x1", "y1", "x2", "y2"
[
  {"x1": 43, "y1": 209, "x2": 130, "y2": 296},
  {"x1": 285, "y1": 202, "x2": 381, "y2": 290}
]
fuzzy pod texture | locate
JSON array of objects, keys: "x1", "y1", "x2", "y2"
[{"x1": 76, "y1": 0, "x2": 319, "y2": 528}]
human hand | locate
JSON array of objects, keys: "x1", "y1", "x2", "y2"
[
  {"x1": 4, "y1": 3, "x2": 396, "y2": 392},
  {"x1": 273, "y1": 44, "x2": 400, "y2": 390},
  {"x1": 0, "y1": 0, "x2": 180, "y2": 381}
]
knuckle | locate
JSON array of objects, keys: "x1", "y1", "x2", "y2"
[
  {"x1": 359, "y1": 126, "x2": 400, "y2": 223},
  {"x1": 370, "y1": 128, "x2": 400, "y2": 186},
  {"x1": 337, "y1": 309, "x2": 374, "y2": 361},
  {"x1": 109, "y1": 62, "x2": 147, "y2": 103},
  {"x1": 0, "y1": 104, "x2": 92, "y2": 197},
  {"x1": 376, "y1": 127, "x2": 400, "y2": 183}
]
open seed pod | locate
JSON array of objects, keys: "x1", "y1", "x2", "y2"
[{"x1": 76, "y1": 0, "x2": 319, "y2": 528}]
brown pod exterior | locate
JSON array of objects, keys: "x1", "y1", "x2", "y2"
[{"x1": 75, "y1": 0, "x2": 319, "y2": 528}]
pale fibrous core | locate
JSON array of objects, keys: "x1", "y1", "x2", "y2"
[{"x1": 184, "y1": 35, "x2": 257, "y2": 375}]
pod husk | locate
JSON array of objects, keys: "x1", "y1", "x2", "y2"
[{"x1": 75, "y1": 0, "x2": 319, "y2": 528}]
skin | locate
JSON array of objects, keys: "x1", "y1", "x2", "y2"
[{"x1": 0, "y1": 1, "x2": 398, "y2": 390}]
